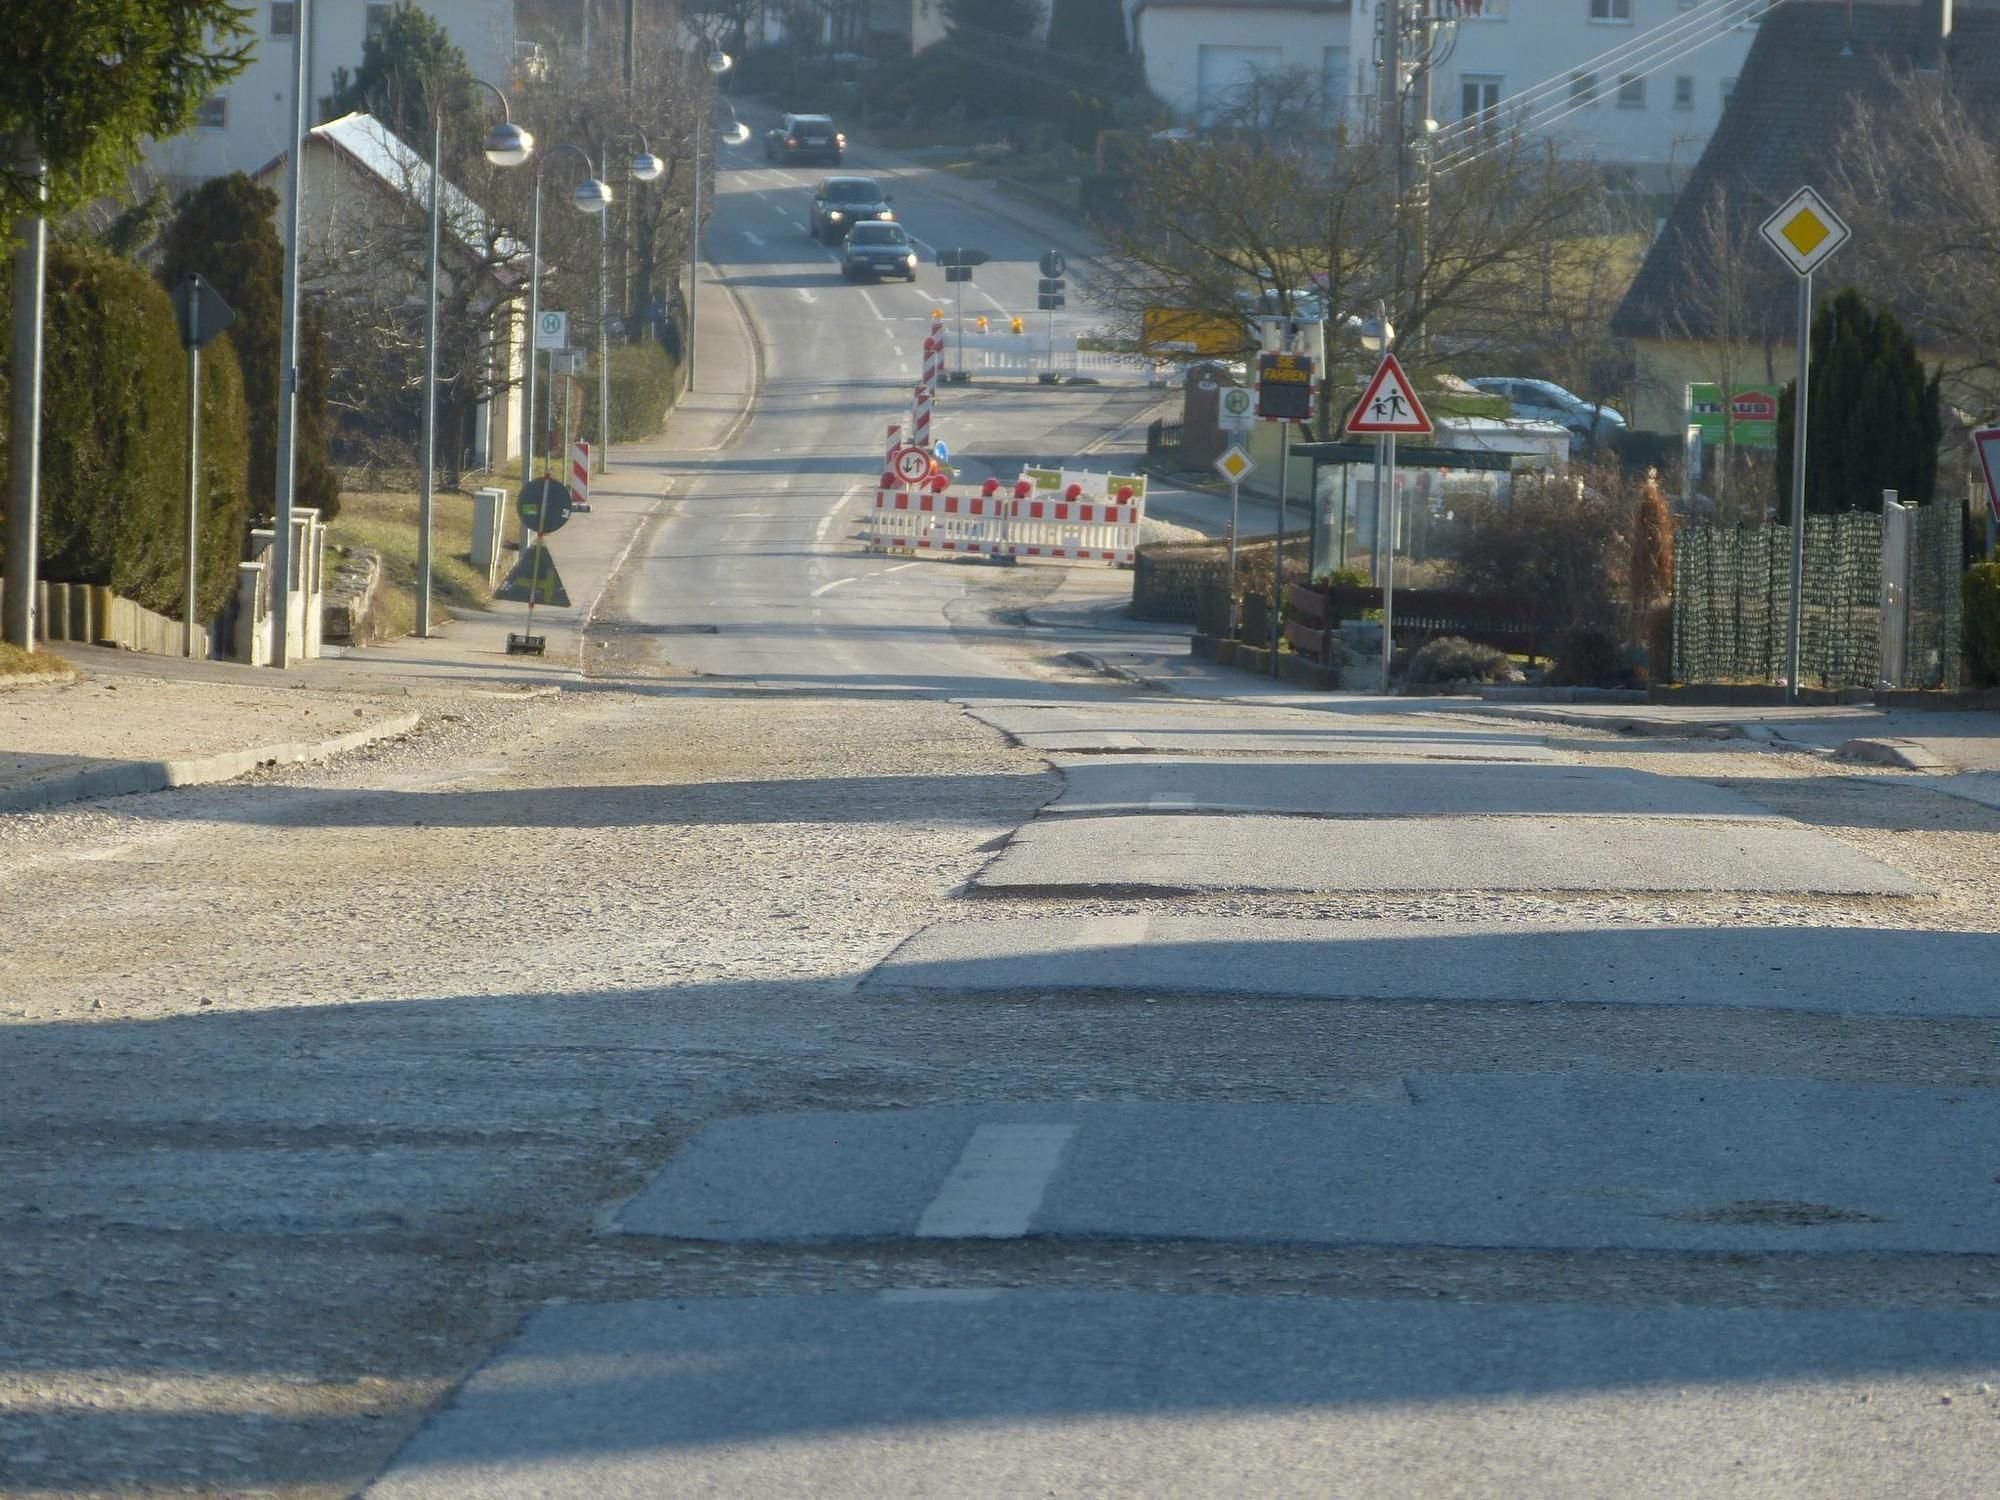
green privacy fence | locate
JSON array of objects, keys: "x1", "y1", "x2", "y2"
[{"x1": 1672, "y1": 505, "x2": 1962, "y2": 691}]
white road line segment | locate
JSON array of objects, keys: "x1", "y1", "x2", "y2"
[
  {"x1": 915, "y1": 1124, "x2": 1077, "y2": 1239},
  {"x1": 809, "y1": 577, "x2": 856, "y2": 597}
]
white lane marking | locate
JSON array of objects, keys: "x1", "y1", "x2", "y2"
[
  {"x1": 885, "y1": 561, "x2": 920, "y2": 573},
  {"x1": 858, "y1": 288, "x2": 887, "y2": 321},
  {"x1": 771, "y1": 201, "x2": 791, "y2": 215},
  {"x1": 915, "y1": 1124, "x2": 1077, "y2": 1239},
  {"x1": 742, "y1": 230, "x2": 764, "y2": 246},
  {"x1": 797, "y1": 288, "x2": 817, "y2": 304},
  {"x1": 809, "y1": 576, "x2": 856, "y2": 597}
]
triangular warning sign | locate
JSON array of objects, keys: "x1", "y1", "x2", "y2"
[
  {"x1": 1347, "y1": 352, "x2": 1433, "y2": 436},
  {"x1": 494, "y1": 544, "x2": 571, "y2": 607}
]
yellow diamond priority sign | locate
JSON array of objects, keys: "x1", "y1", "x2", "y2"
[
  {"x1": 1760, "y1": 185, "x2": 1850, "y2": 278},
  {"x1": 1214, "y1": 445, "x2": 1255, "y2": 485}
]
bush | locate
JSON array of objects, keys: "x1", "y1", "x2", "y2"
[
  {"x1": 194, "y1": 337, "x2": 255, "y2": 619},
  {"x1": 2, "y1": 243, "x2": 189, "y2": 617},
  {"x1": 1548, "y1": 624, "x2": 1625, "y2": 687},
  {"x1": 1446, "y1": 468, "x2": 1629, "y2": 640},
  {"x1": 1402, "y1": 635, "x2": 1514, "y2": 686},
  {"x1": 578, "y1": 343, "x2": 680, "y2": 445},
  {"x1": 1965, "y1": 562, "x2": 2000, "y2": 687}
]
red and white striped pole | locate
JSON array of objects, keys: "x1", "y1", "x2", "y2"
[{"x1": 911, "y1": 380, "x2": 934, "y2": 447}]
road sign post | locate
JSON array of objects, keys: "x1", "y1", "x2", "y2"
[
  {"x1": 1760, "y1": 186, "x2": 1850, "y2": 704},
  {"x1": 169, "y1": 275, "x2": 236, "y2": 659},
  {"x1": 1974, "y1": 425, "x2": 2000, "y2": 556},
  {"x1": 1347, "y1": 352, "x2": 1433, "y2": 692},
  {"x1": 938, "y1": 247, "x2": 989, "y2": 383},
  {"x1": 1038, "y1": 250, "x2": 1066, "y2": 383},
  {"x1": 1215, "y1": 446, "x2": 1255, "y2": 642}
]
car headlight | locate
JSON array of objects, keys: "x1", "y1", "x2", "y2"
[
  {"x1": 836, "y1": 133, "x2": 847, "y2": 146},
  {"x1": 881, "y1": 209, "x2": 894, "y2": 221},
  {"x1": 828, "y1": 210, "x2": 844, "y2": 221},
  {"x1": 905, "y1": 253, "x2": 917, "y2": 266}
]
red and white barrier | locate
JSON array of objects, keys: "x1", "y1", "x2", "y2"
[
  {"x1": 569, "y1": 441, "x2": 591, "y2": 510},
  {"x1": 861, "y1": 470, "x2": 1143, "y2": 566}
]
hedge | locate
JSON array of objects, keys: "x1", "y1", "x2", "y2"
[
  {"x1": 1, "y1": 241, "x2": 252, "y2": 622},
  {"x1": 578, "y1": 342, "x2": 680, "y2": 446},
  {"x1": 1966, "y1": 562, "x2": 2000, "y2": 687}
]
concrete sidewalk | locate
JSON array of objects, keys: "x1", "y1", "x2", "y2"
[{"x1": 0, "y1": 268, "x2": 759, "y2": 815}]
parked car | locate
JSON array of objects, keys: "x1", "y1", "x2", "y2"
[
  {"x1": 1467, "y1": 377, "x2": 1626, "y2": 450},
  {"x1": 809, "y1": 176, "x2": 893, "y2": 243},
  {"x1": 840, "y1": 221, "x2": 919, "y2": 282},
  {"x1": 764, "y1": 113, "x2": 844, "y2": 165}
]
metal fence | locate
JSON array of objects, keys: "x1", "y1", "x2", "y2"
[{"x1": 1672, "y1": 505, "x2": 1962, "y2": 690}]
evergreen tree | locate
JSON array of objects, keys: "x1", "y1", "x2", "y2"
[
  {"x1": 942, "y1": 0, "x2": 1044, "y2": 42},
  {"x1": 1047, "y1": 0, "x2": 1127, "y2": 55},
  {"x1": 1775, "y1": 288, "x2": 1941, "y2": 515},
  {"x1": 1, "y1": 0, "x2": 250, "y2": 226},
  {"x1": 329, "y1": 3, "x2": 482, "y2": 180},
  {"x1": 157, "y1": 175, "x2": 341, "y2": 523}
]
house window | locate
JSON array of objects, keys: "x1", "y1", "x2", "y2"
[
  {"x1": 366, "y1": 3, "x2": 393, "y2": 39},
  {"x1": 1569, "y1": 71, "x2": 1598, "y2": 107},
  {"x1": 195, "y1": 95, "x2": 227, "y2": 129},
  {"x1": 1674, "y1": 75, "x2": 1695, "y2": 109},
  {"x1": 1617, "y1": 74, "x2": 1645, "y2": 109},
  {"x1": 1590, "y1": 0, "x2": 1632, "y2": 20},
  {"x1": 270, "y1": 1, "x2": 294, "y2": 36},
  {"x1": 1462, "y1": 74, "x2": 1502, "y2": 131},
  {"x1": 1322, "y1": 45, "x2": 1350, "y2": 123}
]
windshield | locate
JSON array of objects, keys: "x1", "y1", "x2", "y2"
[
  {"x1": 828, "y1": 180, "x2": 881, "y2": 203},
  {"x1": 850, "y1": 225, "x2": 907, "y2": 245}
]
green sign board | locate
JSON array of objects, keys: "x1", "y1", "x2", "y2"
[{"x1": 1687, "y1": 383, "x2": 1782, "y2": 447}]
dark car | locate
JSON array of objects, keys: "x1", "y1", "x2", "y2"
[
  {"x1": 840, "y1": 222, "x2": 918, "y2": 282},
  {"x1": 810, "y1": 176, "x2": 894, "y2": 244},
  {"x1": 764, "y1": 113, "x2": 844, "y2": 165}
]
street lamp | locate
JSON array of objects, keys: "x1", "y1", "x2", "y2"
[
  {"x1": 688, "y1": 83, "x2": 751, "y2": 393},
  {"x1": 514, "y1": 141, "x2": 612, "y2": 547},
  {"x1": 593, "y1": 130, "x2": 666, "y2": 476},
  {"x1": 418, "y1": 79, "x2": 531, "y2": 638}
]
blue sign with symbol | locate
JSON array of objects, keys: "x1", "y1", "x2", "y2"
[{"x1": 933, "y1": 440, "x2": 950, "y2": 463}]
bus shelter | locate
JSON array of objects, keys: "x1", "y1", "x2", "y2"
[{"x1": 1291, "y1": 441, "x2": 1520, "y2": 582}]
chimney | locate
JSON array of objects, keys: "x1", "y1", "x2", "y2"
[{"x1": 1918, "y1": 0, "x2": 1955, "y2": 70}]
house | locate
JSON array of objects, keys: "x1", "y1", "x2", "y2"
[
  {"x1": 867, "y1": 0, "x2": 950, "y2": 56},
  {"x1": 1126, "y1": 0, "x2": 1758, "y2": 175},
  {"x1": 1435, "y1": 0, "x2": 1763, "y2": 195},
  {"x1": 254, "y1": 112, "x2": 529, "y2": 475},
  {"x1": 147, "y1": 0, "x2": 519, "y2": 189},
  {"x1": 1129, "y1": 1, "x2": 1358, "y2": 126},
  {"x1": 1610, "y1": 0, "x2": 2000, "y2": 433}
]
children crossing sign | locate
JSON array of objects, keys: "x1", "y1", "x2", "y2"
[{"x1": 1347, "y1": 352, "x2": 1432, "y2": 436}]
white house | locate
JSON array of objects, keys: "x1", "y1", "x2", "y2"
[
  {"x1": 1129, "y1": 1, "x2": 1358, "y2": 126},
  {"x1": 1435, "y1": 0, "x2": 1763, "y2": 190},
  {"x1": 253, "y1": 112, "x2": 529, "y2": 475},
  {"x1": 147, "y1": 0, "x2": 520, "y2": 188},
  {"x1": 1128, "y1": 0, "x2": 1760, "y2": 184}
]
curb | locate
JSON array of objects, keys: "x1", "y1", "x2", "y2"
[
  {"x1": 1064, "y1": 650, "x2": 1169, "y2": 692},
  {"x1": 0, "y1": 711, "x2": 422, "y2": 816},
  {"x1": 0, "y1": 668, "x2": 78, "y2": 692},
  {"x1": 1461, "y1": 704, "x2": 1743, "y2": 740},
  {"x1": 1831, "y1": 737, "x2": 1946, "y2": 771}
]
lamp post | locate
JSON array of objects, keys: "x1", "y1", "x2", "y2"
[
  {"x1": 518, "y1": 143, "x2": 613, "y2": 528},
  {"x1": 595, "y1": 133, "x2": 665, "y2": 475},
  {"x1": 687, "y1": 50, "x2": 745, "y2": 395},
  {"x1": 418, "y1": 80, "x2": 531, "y2": 638}
]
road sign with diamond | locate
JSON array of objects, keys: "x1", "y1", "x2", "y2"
[
  {"x1": 1214, "y1": 445, "x2": 1255, "y2": 485},
  {"x1": 1760, "y1": 186, "x2": 1850, "y2": 278}
]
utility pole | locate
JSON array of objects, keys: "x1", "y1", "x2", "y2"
[
  {"x1": 4, "y1": 148, "x2": 46, "y2": 651},
  {"x1": 272, "y1": 0, "x2": 313, "y2": 668}
]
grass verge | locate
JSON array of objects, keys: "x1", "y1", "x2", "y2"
[
  {"x1": 325, "y1": 489, "x2": 495, "y2": 640},
  {"x1": 0, "y1": 642, "x2": 71, "y2": 677}
]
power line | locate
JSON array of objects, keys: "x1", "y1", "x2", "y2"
[{"x1": 1434, "y1": 0, "x2": 1783, "y2": 172}]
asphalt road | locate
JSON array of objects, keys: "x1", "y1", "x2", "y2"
[{"x1": 353, "y1": 143, "x2": 2000, "y2": 1498}]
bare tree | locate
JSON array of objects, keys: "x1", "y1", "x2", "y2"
[
  {"x1": 1828, "y1": 65, "x2": 2000, "y2": 416},
  {"x1": 1094, "y1": 118, "x2": 1602, "y2": 392},
  {"x1": 1661, "y1": 183, "x2": 1788, "y2": 523}
]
